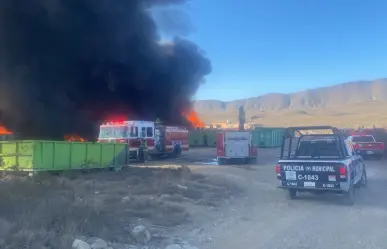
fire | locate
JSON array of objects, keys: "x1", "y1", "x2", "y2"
[
  {"x1": 64, "y1": 134, "x2": 86, "y2": 142},
  {"x1": 0, "y1": 125, "x2": 12, "y2": 134},
  {"x1": 184, "y1": 110, "x2": 205, "y2": 128}
]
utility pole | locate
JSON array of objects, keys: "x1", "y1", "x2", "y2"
[{"x1": 238, "y1": 106, "x2": 245, "y2": 131}]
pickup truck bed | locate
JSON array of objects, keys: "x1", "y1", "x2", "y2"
[{"x1": 349, "y1": 135, "x2": 384, "y2": 159}]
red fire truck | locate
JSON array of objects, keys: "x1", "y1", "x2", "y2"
[
  {"x1": 98, "y1": 120, "x2": 189, "y2": 160},
  {"x1": 216, "y1": 131, "x2": 258, "y2": 165}
]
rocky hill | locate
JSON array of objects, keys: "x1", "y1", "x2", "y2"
[{"x1": 194, "y1": 78, "x2": 387, "y2": 125}]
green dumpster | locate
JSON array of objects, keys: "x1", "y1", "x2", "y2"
[
  {"x1": 251, "y1": 128, "x2": 285, "y2": 148},
  {"x1": 203, "y1": 130, "x2": 217, "y2": 147},
  {"x1": 188, "y1": 131, "x2": 205, "y2": 147},
  {"x1": 0, "y1": 140, "x2": 129, "y2": 172}
]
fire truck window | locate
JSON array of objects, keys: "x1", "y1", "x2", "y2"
[
  {"x1": 141, "y1": 127, "x2": 146, "y2": 137},
  {"x1": 146, "y1": 127, "x2": 153, "y2": 137},
  {"x1": 130, "y1": 126, "x2": 138, "y2": 137},
  {"x1": 99, "y1": 127, "x2": 114, "y2": 138},
  {"x1": 114, "y1": 126, "x2": 128, "y2": 138}
]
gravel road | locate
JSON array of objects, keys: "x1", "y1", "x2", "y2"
[{"x1": 187, "y1": 148, "x2": 387, "y2": 249}]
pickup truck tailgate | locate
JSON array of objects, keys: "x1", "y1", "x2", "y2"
[
  {"x1": 278, "y1": 162, "x2": 345, "y2": 189},
  {"x1": 356, "y1": 142, "x2": 384, "y2": 150}
]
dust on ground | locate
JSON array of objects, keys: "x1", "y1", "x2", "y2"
[{"x1": 0, "y1": 165, "x2": 244, "y2": 249}]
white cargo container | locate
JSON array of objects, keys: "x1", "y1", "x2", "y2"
[{"x1": 216, "y1": 131, "x2": 258, "y2": 165}]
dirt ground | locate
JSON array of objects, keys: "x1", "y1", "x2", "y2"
[
  {"x1": 2, "y1": 147, "x2": 385, "y2": 249},
  {"x1": 186, "y1": 149, "x2": 387, "y2": 249},
  {"x1": 0, "y1": 147, "x2": 250, "y2": 249}
]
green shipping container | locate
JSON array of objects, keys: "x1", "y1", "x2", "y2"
[
  {"x1": 203, "y1": 130, "x2": 217, "y2": 147},
  {"x1": 188, "y1": 131, "x2": 205, "y2": 147},
  {"x1": 251, "y1": 128, "x2": 285, "y2": 148},
  {"x1": 0, "y1": 140, "x2": 129, "y2": 172}
]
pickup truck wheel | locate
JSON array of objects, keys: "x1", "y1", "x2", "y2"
[
  {"x1": 360, "y1": 169, "x2": 367, "y2": 187},
  {"x1": 343, "y1": 184, "x2": 355, "y2": 205},
  {"x1": 287, "y1": 189, "x2": 297, "y2": 199}
]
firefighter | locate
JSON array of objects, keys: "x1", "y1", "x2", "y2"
[
  {"x1": 139, "y1": 135, "x2": 149, "y2": 163},
  {"x1": 238, "y1": 106, "x2": 246, "y2": 131}
]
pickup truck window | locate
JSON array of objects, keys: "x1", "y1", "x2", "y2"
[
  {"x1": 352, "y1": 135, "x2": 375, "y2": 143},
  {"x1": 296, "y1": 140, "x2": 344, "y2": 158}
]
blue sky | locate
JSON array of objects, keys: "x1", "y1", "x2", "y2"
[{"x1": 158, "y1": 0, "x2": 387, "y2": 101}]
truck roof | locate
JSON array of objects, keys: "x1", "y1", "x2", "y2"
[{"x1": 100, "y1": 120, "x2": 154, "y2": 126}]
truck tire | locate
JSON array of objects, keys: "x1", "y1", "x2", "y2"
[
  {"x1": 343, "y1": 184, "x2": 355, "y2": 205},
  {"x1": 287, "y1": 189, "x2": 297, "y2": 199}
]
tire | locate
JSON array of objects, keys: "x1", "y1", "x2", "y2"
[
  {"x1": 343, "y1": 184, "x2": 355, "y2": 205},
  {"x1": 287, "y1": 189, "x2": 297, "y2": 199}
]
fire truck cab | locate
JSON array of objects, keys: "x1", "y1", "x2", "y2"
[{"x1": 98, "y1": 120, "x2": 189, "y2": 160}]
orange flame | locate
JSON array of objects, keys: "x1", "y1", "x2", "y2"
[
  {"x1": 184, "y1": 110, "x2": 205, "y2": 128},
  {"x1": 64, "y1": 134, "x2": 86, "y2": 142},
  {"x1": 0, "y1": 125, "x2": 12, "y2": 135}
]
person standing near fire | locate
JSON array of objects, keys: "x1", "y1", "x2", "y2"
[
  {"x1": 238, "y1": 106, "x2": 245, "y2": 131},
  {"x1": 138, "y1": 131, "x2": 148, "y2": 163}
]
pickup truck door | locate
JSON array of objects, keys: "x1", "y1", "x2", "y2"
[
  {"x1": 346, "y1": 139, "x2": 362, "y2": 181},
  {"x1": 353, "y1": 153, "x2": 363, "y2": 181}
]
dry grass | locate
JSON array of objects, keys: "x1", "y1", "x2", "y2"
[{"x1": 0, "y1": 166, "x2": 243, "y2": 249}]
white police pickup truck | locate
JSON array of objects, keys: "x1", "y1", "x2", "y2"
[{"x1": 276, "y1": 126, "x2": 367, "y2": 205}]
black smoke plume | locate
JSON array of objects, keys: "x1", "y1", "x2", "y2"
[{"x1": 0, "y1": 0, "x2": 211, "y2": 140}]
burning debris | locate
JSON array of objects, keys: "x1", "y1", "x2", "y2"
[
  {"x1": 0, "y1": 0, "x2": 211, "y2": 140},
  {"x1": 64, "y1": 134, "x2": 86, "y2": 142},
  {"x1": 0, "y1": 125, "x2": 12, "y2": 135},
  {"x1": 184, "y1": 110, "x2": 205, "y2": 128}
]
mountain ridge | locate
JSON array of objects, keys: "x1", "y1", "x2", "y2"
[{"x1": 194, "y1": 78, "x2": 387, "y2": 117}]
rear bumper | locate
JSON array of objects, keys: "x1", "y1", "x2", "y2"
[
  {"x1": 357, "y1": 150, "x2": 384, "y2": 156},
  {"x1": 278, "y1": 179, "x2": 350, "y2": 192},
  {"x1": 277, "y1": 186, "x2": 345, "y2": 193}
]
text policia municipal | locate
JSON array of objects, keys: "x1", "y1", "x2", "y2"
[{"x1": 282, "y1": 165, "x2": 336, "y2": 172}]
